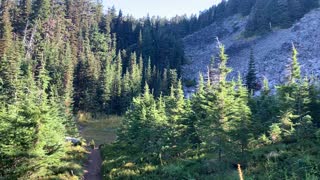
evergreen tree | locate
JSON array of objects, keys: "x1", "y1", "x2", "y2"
[
  {"x1": 119, "y1": 69, "x2": 133, "y2": 113},
  {"x1": 29, "y1": 65, "x2": 66, "y2": 178},
  {"x1": 270, "y1": 0, "x2": 291, "y2": 27},
  {"x1": 197, "y1": 42, "x2": 236, "y2": 162},
  {"x1": 230, "y1": 74, "x2": 252, "y2": 162},
  {"x1": 94, "y1": 0, "x2": 103, "y2": 24},
  {"x1": 31, "y1": 0, "x2": 50, "y2": 21},
  {"x1": 192, "y1": 73, "x2": 207, "y2": 107},
  {"x1": 128, "y1": 52, "x2": 142, "y2": 97},
  {"x1": 145, "y1": 57, "x2": 152, "y2": 85},
  {"x1": 161, "y1": 68, "x2": 169, "y2": 94},
  {"x1": 250, "y1": 77, "x2": 279, "y2": 135},
  {"x1": 246, "y1": 48, "x2": 258, "y2": 93},
  {"x1": 119, "y1": 83, "x2": 168, "y2": 154},
  {"x1": 289, "y1": 43, "x2": 301, "y2": 84},
  {"x1": 0, "y1": 41, "x2": 22, "y2": 104},
  {"x1": 218, "y1": 42, "x2": 232, "y2": 82},
  {"x1": 308, "y1": 82, "x2": 320, "y2": 127},
  {"x1": 276, "y1": 45, "x2": 311, "y2": 144},
  {"x1": 166, "y1": 80, "x2": 185, "y2": 123},
  {"x1": 189, "y1": 73, "x2": 208, "y2": 145},
  {"x1": 169, "y1": 69, "x2": 178, "y2": 89},
  {"x1": 0, "y1": 0, "x2": 13, "y2": 56},
  {"x1": 114, "y1": 52, "x2": 122, "y2": 97},
  {"x1": 15, "y1": 0, "x2": 32, "y2": 34},
  {"x1": 0, "y1": 68, "x2": 39, "y2": 178},
  {"x1": 245, "y1": 0, "x2": 271, "y2": 36}
]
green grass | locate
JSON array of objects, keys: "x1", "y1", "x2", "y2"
[
  {"x1": 77, "y1": 112, "x2": 122, "y2": 145},
  {"x1": 100, "y1": 143, "x2": 242, "y2": 180},
  {"x1": 53, "y1": 144, "x2": 88, "y2": 180}
]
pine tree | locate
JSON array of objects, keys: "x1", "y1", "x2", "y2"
[
  {"x1": 138, "y1": 29, "x2": 143, "y2": 52},
  {"x1": 127, "y1": 52, "x2": 142, "y2": 97},
  {"x1": 32, "y1": 0, "x2": 50, "y2": 21},
  {"x1": 120, "y1": 69, "x2": 132, "y2": 112},
  {"x1": 218, "y1": 42, "x2": 232, "y2": 82},
  {"x1": 276, "y1": 45, "x2": 311, "y2": 143},
  {"x1": 94, "y1": 0, "x2": 103, "y2": 24},
  {"x1": 269, "y1": 123, "x2": 282, "y2": 143},
  {"x1": 101, "y1": 56, "x2": 114, "y2": 111},
  {"x1": 0, "y1": 0, "x2": 13, "y2": 56},
  {"x1": 129, "y1": 52, "x2": 137, "y2": 75},
  {"x1": 0, "y1": 41, "x2": 22, "y2": 104},
  {"x1": 197, "y1": 42, "x2": 235, "y2": 162},
  {"x1": 245, "y1": 0, "x2": 271, "y2": 36},
  {"x1": 169, "y1": 69, "x2": 178, "y2": 89},
  {"x1": 230, "y1": 74, "x2": 252, "y2": 162},
  {"x1": 15, "y1": 0, "x2": 32, "y2": 34},
  {"x1": 0, "y1": 62, "x2": 38, "y2": 178},
  {"x1": 189, "y1": 73, "x2": 208, "y2": 145},
  {"x1": 62, "y1": 43, "x2": 74, "y2": 116},
  {"x1": 28, "y1": 63, "x2": 67, "y2": 179},
  {"x1": 119, "y1": 83, "x2": 168, "y2": 153},
  {"x1": 73, "y1": 38, "x2": 100, "y2": 112},
  {"x1": 165, "y1": 80, "x2": 186, "y2": 124},
  {"x1": 246, "y1": 48, "x2": 258, "y2": 93},
  {"x1": 270, "y1": 0, "x2": 291, "y2": 27},
  {"x1": 289, "y1": 43, "x2": 301, "y2": 84},
  {"x1": 308, "y1": 82, "x2": 320, "y2": 126},
  {"x1": 161, "y1": 68, "x2": 169, "y2": 94},
  {"x1": 262, "y1": 77, "x2": 270, "y2": 95},
  {"x1": 114, "y1": 52, "x2": 122, "y2": 97},
  {"x1": 250, "y1": 77, "x2": 279, "y2": 134},
  {"x1": 278, "y1": 44, "x2": 306, "y2": 114},
  {"x1": 145, "y1": 57, "x2": 152, "y2": 85}
]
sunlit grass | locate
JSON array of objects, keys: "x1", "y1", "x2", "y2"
[{"x1": 76, "y1": 112, "x2": 123, "y2": 145}]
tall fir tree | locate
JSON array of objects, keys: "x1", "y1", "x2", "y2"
[
  {"x1": 15, "y1": 0, "x2": 32, "y2": 34},
  {"x1": 31, "y1": 0, "x2": 50, "y2": 21},
  {"x1": 246, "y1": 48, "x2": 258, "y2": 93},
  {"x1": 0, "y1": 0, "x2": 13, "y2": 57},
  {"x1": 289, "y1": 43, "x2": 301, "y2": 84}
]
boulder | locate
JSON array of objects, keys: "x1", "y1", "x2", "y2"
[{"x1": 65, "y1": 137, "x2": 82, "y2": 146}]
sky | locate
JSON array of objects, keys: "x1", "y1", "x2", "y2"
[{"x1": 103, "y1": 0, "x2": 221, "y2": 18}]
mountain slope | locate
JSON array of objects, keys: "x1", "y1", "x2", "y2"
[{"x1": 182, "y1": 8, "x2": 320, "y2": 91}]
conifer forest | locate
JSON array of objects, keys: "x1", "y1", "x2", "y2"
[{"x1": 1, "y1": 0, "x2": 320, "y2": 179}]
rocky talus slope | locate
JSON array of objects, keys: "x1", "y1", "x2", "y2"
[{"x1": 182, "y1": 8, "x2": 320, "y2": 93}]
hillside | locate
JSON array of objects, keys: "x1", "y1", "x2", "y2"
[{"x1": 183, "y1": 8, "x2": 320, "y2": 92}]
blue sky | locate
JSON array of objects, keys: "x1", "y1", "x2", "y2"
[{"x1": 103, "y1": 0, "x2": 221, "y2": 18}]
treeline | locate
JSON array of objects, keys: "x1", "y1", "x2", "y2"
[
  {"x1": 100, "y1": 8, "x2": 186, "y2": 74},
  {"x1": 195, "y1": 0, "x2": 319, "y2": 36},
  {"x1": 246, "y1": 0, "x2": 319, "y2": 36},
  {"x1": 99, "y1": 1, "x2": 256, "y2": 74},
  {"x1": 100, "y1": 0, "x2": 319, "y2": 78},
  {"x1": 102, "y1": 43, "x2": 320, "y2": 179}
]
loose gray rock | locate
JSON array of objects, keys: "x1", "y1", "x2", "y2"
[
  {"x1": 182, "y1": 8, "x2": 320, "y2": 94},
  {"x1": 65, "y1": 137, "x2": 82, "y2": 146}
]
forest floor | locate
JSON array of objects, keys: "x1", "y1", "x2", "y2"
[{"x1": 77, "y1": 113, "x2": 122, "y2": 180}]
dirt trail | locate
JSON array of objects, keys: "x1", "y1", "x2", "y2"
[
  {"x1": 84, "y1": 147, "x2": 102, "y2": 180},
  {"x1": 79, "y1": 115, "x2": 121, "y2": 180}
]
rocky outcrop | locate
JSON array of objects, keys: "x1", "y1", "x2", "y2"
[{"x1": 182, "y1": 8, "x2": 320, "y2": 93}]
